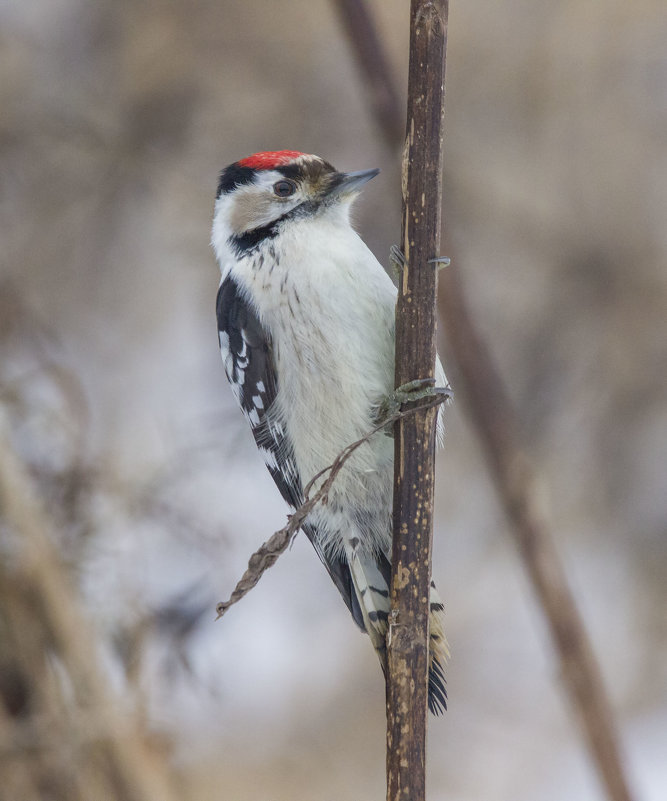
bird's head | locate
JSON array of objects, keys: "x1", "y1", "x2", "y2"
[{"x1": 211, "y1": 150, "x2": 379, "y2": 260}]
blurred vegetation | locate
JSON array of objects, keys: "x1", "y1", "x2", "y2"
[{"x1": 0, "y1": 1, "x2": 665, "y2": 799}]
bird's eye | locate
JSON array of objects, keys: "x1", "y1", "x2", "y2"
[{"x1": 273, "y1": 179, "x2": 297, "y2": 198}]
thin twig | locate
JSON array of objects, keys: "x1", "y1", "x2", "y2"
[{"x1": 215, "y1": 394, "x2": 448, "y2": 620}]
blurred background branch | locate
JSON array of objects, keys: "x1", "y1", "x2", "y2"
[
  {"x1": 331, "y1": 0, "x2": 404, "y2": 148},
  {"x1": 0, "y1": 408, "x2": 179, "y2": 801}
]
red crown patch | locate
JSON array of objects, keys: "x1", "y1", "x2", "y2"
[{"x1": 237, "y1": 150, "x2": 306, "y2": 170}]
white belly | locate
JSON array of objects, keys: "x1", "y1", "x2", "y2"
[{"x1": 243, "y1": 219, "x2": 399, "y2": 555}]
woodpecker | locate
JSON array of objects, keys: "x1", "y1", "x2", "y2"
[{"x1": 211, "y1": 150, "x2": 449, "y2": 713}]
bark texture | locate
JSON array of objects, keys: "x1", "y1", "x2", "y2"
[{"x1": 386, "y1": 3, "x2": 449, "y2": 800}]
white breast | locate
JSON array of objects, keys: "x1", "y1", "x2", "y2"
[{"x1": 231, "y1": 216, "x2": 397, "y2": 547}]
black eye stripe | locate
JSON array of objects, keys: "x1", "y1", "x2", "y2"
[{"x1": 273, "y1": 179, "x2": 297, "y2": 197}]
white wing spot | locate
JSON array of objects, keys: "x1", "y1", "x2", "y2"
[{"x1": 260, "y1": 448, "x2": 278, "y2": 470}]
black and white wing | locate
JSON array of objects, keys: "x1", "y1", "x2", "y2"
[
  {"x1": 216, "y1": 274, "x2": 301, "y2": 509},
  {"x1": 216, "y1": 273, "x2": 368, "y2": 631}
]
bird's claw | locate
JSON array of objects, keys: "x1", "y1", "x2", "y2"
[
  {"x1": 389, "y1": 244, "x2": 405, "y2": 279},
  {"x1": 379, "y1": 378, "x2": 453, "y2": 426},
  {"x1": 390, "y1": 245, "x2": 451, "y2": 277}
]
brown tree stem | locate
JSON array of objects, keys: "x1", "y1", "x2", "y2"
[
  {"x1": 333, "y1": 2, "x2": 636, "y2": 801},
  {"x1": 387, "y1": 3, "x2": 449, "y2": 801}
]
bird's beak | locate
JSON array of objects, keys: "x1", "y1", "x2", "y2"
[{"x1": 327, "y1": 168, "x2": 380, "y2": 198}]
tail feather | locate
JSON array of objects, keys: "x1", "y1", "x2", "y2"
[
  {"x1": 344, "y1": 543, "x2": 391, "y2": 657},
  {"x1": 342, "y1": 539, "x2": 448, "y2": 714},
  {"x1": 427, "y1": 581, "x2": 449, "y2": 714}
]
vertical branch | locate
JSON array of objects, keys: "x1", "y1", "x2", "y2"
[
  {"x1": 333, "y1": 3, "x2": 636, "y2": 801},
  {"x1": 386, "y1": 3, "x2": 448, "y2": 801}
]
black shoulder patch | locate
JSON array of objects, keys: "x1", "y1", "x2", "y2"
[{"x1": 217, "y1": 164, "x2": 255, "y2": 198}]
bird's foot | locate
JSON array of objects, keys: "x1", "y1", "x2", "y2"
[
  {"x1": 389, "y1": 244, "x2": 405, "y2": 279},
  {"x1": 428, "y1": 256, "x2": 451, "y2": 269},
  {"x1": 379, "y1": 378, "x2": 453, "y2": 426},
  {"x1": 389, "y1": 245, "x2": 451, "y2": 278}
]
